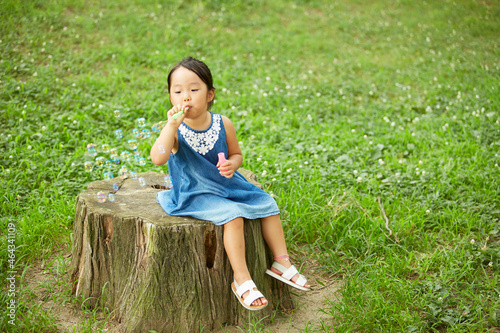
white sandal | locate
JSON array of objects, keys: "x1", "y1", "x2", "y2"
[
  {"x1": 231, "y1": 280, "x2": 268, "y2": 311},
  {"x1": 266, "y1": 262, "x2": 310, "y2": 291}
]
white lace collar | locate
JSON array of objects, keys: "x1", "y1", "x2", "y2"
[{"x1": 179, "y1": 113, "x2": 221, "y2": 155}]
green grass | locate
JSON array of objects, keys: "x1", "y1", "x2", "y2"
[{"x1": 1, "y1": 0, "x2": 499, "y2": 331}]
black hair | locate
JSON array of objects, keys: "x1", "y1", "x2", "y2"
[{"x1": 167, "y1": 57, "x2": 215, "y2": 110}]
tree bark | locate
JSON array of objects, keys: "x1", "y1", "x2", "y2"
[{"x1": 69, "y1": 170, "x2": 294, "y2": 332}]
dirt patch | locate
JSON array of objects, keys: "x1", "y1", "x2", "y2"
[
  {"x1": 267, "y1": 284, "x2": 339, "y2": 332},
  {"x1": 264, "y1": 259, "x2": 341, "y2": 332},
  {"x1": 21, "y1": 250, "x2": 115, "y2": 332},
  {"x1": 23, "y1": 251, "x2": 340, "y2": 332},
  {"x1": 22, "y1": 252, "x2": 73, "y2": 329}
]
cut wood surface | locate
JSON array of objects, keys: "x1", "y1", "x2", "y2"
[{"x1": 69, "y1": 170, "x2": 293, "y2": 332}]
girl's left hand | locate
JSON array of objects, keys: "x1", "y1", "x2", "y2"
[{"x1": 217, "y1": 160, "x2": 236, "y2": 178}]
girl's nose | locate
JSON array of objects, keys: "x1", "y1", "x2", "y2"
[{"x1": 183, "y1": 92, "x2": 191, "y2": 101}]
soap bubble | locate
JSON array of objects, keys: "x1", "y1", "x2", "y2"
[
  {"x1": 137, "y1": 156, "x2": 146, "y2": 166},
  {"x1": 104, "y1": 171, "x2": 114, "y2": 180},
  {"x1": 114, "y1": 110, "x2": 121, "y2": 117},
  {"x1": 128, "y1": 139, "x2": 138, "y2": 151},
  {"x1": 141, "y1": 128, "x2": 151, "y2": 139},
  {"x1": 120, "y1": 150, "x2": 132, "y2": 162},
  {"x1": 158, "y1": 145, "x2": 166, "y2": 154},
  {"x1": 138, "y1": 177, "x2": 146, "y2": 186},
  {"x1": 107, "y1": 193, "x2": 116, "y2": 202},
  {"x1": 112, "y1": 183, "x2": 119, "y2": 191},
  {"x1": 130, "y1": 171, "x2": 138, "y2": 179},
  {"x1": 97, "y1": 191, "x2": 106, "y2": 203},
  {"x1": 114, "y1": 129, "x2": 124, "y2": 139},
  {"x1": 101, "y1": 143, "x2": 110, "y2": 153},
  {"x1": 119, "y1": 166, "x2": 128, "y2": 176},
  {"x1": 151, "y1": 124, "x2": 161, "y2": 133},
  {"x1": 136, "y1": 117, "x2": 146, "y2": 128},
  {"x1": 134, "y1": 153, "x2": 142, "y2": 162},
  {"x1": 132, "y1": 128, "x2": 140, "y2": 137},
  {"x1": 111, "y1": 155, "x2": 120, "y2": 164},
  {"x1": 87, "y1": 144, "x2": 97, "y2": 157},
  {"x1": 104, "y1": 160, "x2": 113, "y2": 169},
  {"x1": 110, "y1": 147, "x2": 118, "y2": 156},
  {"x1": 95, "y1": 156, "x2": 106, "y2": 167},
  {"x1": 84, "y1": 161, "x2": 93, "y2": 172},
  {"x1": 164, "y1": 175, "x2": 173, "y2": 189}
]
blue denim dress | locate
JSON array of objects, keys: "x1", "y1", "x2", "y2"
[{"x1": 156, "y1": 112, "x2": 280, "y2": 225}]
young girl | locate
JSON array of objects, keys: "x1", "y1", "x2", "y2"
[{"x1": 150, "y1": 57, "x2": 310, "y2": 311}]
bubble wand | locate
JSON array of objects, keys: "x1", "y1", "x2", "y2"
[
  {"x1": 153, "y1": 107, "x2": 190, "y2": 130},
  {"x1": 171, "y1": 108, "x2": 185, "y2": 120},
  {"x1": 172, "y1": 106, "x2": 190, "y2": 120}
]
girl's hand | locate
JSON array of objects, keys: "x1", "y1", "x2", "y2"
[
  {"x1": 166, "y1": 104, "x2": 188, "y2": 127},
  {"x1": 217, "y1": 159, "x2": 236, "y2": 178}
]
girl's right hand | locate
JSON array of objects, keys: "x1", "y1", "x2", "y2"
[{"x1": 166, "y1": 104, "x2": 188, "y2": 127}]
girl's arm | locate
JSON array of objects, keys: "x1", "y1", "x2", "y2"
[
  {"x1": 218, "y1": 116, "x2": 242, "y2": 178},
  {"x1": 150, "y1": 105, "x2": 186, "y2": 166}
]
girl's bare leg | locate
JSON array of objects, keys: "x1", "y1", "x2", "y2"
[
  {"x1": 224, "y1": 217, "x2": 267, "y2": 306},
  {"x1": 261, "y1": 214, "x2": 311, "y2": 288}
]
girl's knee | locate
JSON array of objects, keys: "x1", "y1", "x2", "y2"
[
  {"x1": 261, "y1": 214, "x2": 281, "y2": 223},
  {"x1": 224, "y1": 217, "x2": 244, "y2": 230}
]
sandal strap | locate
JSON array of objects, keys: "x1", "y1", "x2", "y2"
[
  {"x1": 271, "y1": 262, "x2": 308, "y2": 286},
  {"x1": 295, "y1": 274, "x2": 307, "y2": 287},
  {"x1": 282, "y1": 265, "x2": 299, "y2": 281},
  {"x1": 235, "y1": 280, "x2": 257, "y2": 298},
  {"x1": 243, "y1": 289, "x2": 265, "y2": 306},
  {"x1": 271, "y1": 261, "x2": 288, "y2": 272}
]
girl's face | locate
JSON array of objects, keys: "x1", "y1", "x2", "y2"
[{"x1": 169, "y1": 66, "x2": 214, "y2": 118}]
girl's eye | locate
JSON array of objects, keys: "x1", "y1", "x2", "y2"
[
  {"x1": 174, "y1": 91, "x2": 181, "y2": 94},
  {"x1": 191, "y1": 89, "x2": 199, "y2": 92}
]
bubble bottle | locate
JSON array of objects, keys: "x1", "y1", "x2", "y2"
[{"x1": 218, "y1": 153, "x2": 226, "y2": 177}]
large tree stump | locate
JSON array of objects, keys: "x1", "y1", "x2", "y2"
[{"x1": 69, "y1": 170, "x2": 294, "y2": 332}]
